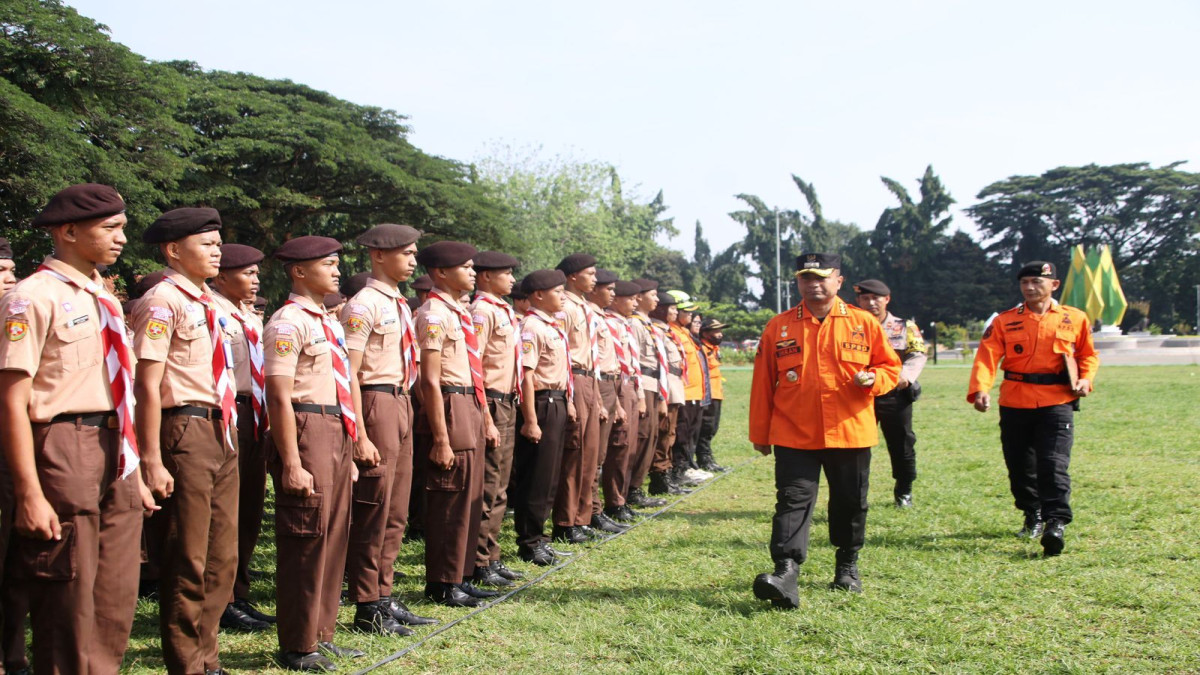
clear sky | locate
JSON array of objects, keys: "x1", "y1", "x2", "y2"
[{"x1": 68, "y1": 0, "x2": 1199, "y2": 258}]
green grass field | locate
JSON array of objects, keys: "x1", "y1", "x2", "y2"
[{"x1": 119, "y1": 365, "x2": 1200, "y2": 673}]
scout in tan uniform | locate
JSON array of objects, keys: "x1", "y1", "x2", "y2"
[
  {"x1": 0, "y1": 234, "x2": 30, "y2": 675},
  {"x1": 599, "y1": 280, "x2": 647, "y2": 523},
  {"x1": 133, "y1": 207, "x2": 240, "y2": 675},
  {"x1": 512, "y1": 270, "x2": 574, "y2": 566},
  {"x1": 584, "y1": 269, "x2": 630, "y2": 535},
  {"x1": 649, "y1": 294, "x2": 689, "y2": 496},
  {"x1": 552, "y1": 253, "x2": 605, "y2": 544},
  {"x1": 626, "y1": 279, "x2": 668, "y2": 509},
  {"x1": 0, "y1": 238, "x2": 16, "y2": 294},
  {"x1": 210, "y1": 244, "x2": 277, "y2": 633},
  {"x1": 414, "y1": 241, "x2": 494, "y2": 607},
  {"x1": 0, "y1": 184, "x2": 156, "y2": 674},
  {"x1": 405, "y1": 272, "x2": 435, "y2": 539},
  {"x1": 264, "y1": 236, "x2": 362, "y2": 671},
  {"x1": 469, "y1": 251, "x2": 528, "y2": 588},
  {"x1": 341, "y1": 224, "x2": 435, "y2": 634}
]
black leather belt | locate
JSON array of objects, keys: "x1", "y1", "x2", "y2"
[
  {"x1": 235, "y1": 394, "x2": 252, "y2": 405},
  {"x1": 165, "y1": 405, "x2": 221, "y2": 420},
  {"x1": 362, "y1": 384, "x2": 406, "y2": 396},
  {"x1": 486, "y1": 389, "x2": 517, "y2": 403},
  {"x1": 1003, "y1": 371, "x2": 1070, "y2": 385},
  {"x1": 640, "y1": 366, "x2": 660, "y2": 377},
  {"x1": 292, "y1": 403, "x2": 342, "y2": 416},
  {"x1": 597, "y1": 372, "x2": 620, "y2": 382},
  {"x1": 49, "y1": 411, "x2": 117, "y2": 428},
  {"x1": 571, "y1": 367, "x2": 595, "y2": 378},
  {"x1": 534, "y1": 390, "x2": 567, "y2": 401},
  {"x1": 440, "y1": 385, "x2": 473, "y2": 396},
  {"x1": 668, "y1": 366, "x2": 683, "y2": 377}
]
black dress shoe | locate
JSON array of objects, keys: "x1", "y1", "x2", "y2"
[
  {"x1": 647, "y1": 472, "x2": 673, "y2": 496},
  {"x1": 386, "y1": 598, "x2": 439, "y2": 626},
  {"x1": 894, "y1": 493, "x2": 914, "y2": 508},
  {"x1": 753, "y1": 558, "x2": 800, "y2": 609},
  {"x1": 1041, "y1": 519, "x2": 1066, "y2": 557},
  {"x1": 220, "y1": 602, "x2": 271, "y2": 632},
  {"x1": 232, "y1": 597, "x2": 276, "y2": 624},
  {"x1": 591, "y1": 512, "x2": 628, "y2": 534},
  {"x1": 518, "y1": 543, "x2": 557, "y2": 566},
  {"x1": 697, "y1": 458, "x2": 728, "y2": 473},
  {"x1": 472, "y1": 564, "x2": 514, "y2": 587},
  {"x1": 424, "y1": 582, "x2": 480, "y2": 607},
  {"x1": 604, "y1": 505, "x2": 637, "y2": 523},
  {"x1": 354, "y1": 600, "x2": 414, "y2": 636},
  {"x1": 490, "y1": 559, "x2": 525, "y2": 581},
  {"x1": 545, "y1": 542, "x2": 574, "y2": 556},
  {"x1": 627, "y1": 488, "x2": 667, "y2": 508},
  {"x1": 577, "y1": 524, "x2": 605, "y2": 541},
  {"x1": 278, "y1": 650, "x2": 335, "y2": 672},
  {"x1": 205, "y1": 669, "x2": 228, "y2": 675},
  {"x1": 1018, "y1": 509, "x2": 1044, "y2": 539},
  {"x1": 552, "y1": 525, "x2": 588, "y2": 544},
  {"x1": 317, "y1": 641, "x2": 365, "y2": 659},
  {"x1": 458, "y1": 580, "x2": 501, "y2": 599}
]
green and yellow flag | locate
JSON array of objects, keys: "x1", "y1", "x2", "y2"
[
  {"x1": 1095, "y1": 245, "x2": 1127, "y2": 325},
  {"x1": 1084, "y1": 246, "x2": 1105, "y2": 323},
  {"x1": 1061, "y1": 244, "x2": 1090, "y2": 312}
]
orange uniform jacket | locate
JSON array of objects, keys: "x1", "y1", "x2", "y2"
[
  {"x1": 967, "y1": 301, "x2": 1099, "y2": 408},
  {"x1": 671, "y1": 324, "x2": 705, "y2": 401},
  {"x1": 702, "y1": 342, "x2": 724, "y2": 400},
  {"x1": 749, "y1": 299, "x2": 902, "y2": 450}
]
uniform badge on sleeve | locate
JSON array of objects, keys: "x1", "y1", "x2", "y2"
[
  {"x1": 6, "y1": 318, "x2": 28, "y2": 341},
  {"x1": 425, "y1": 324, "x2": 442, "y2": 340},
  {"x1": 522, "y1": 340, "x2": 534, "y2": 355},
  {"x1": 146, "y1": 319, "x2": 168, "y2": 340},
  {"x1": 275, "y1": 338, "x2": 295, "y2": 356},
  {"x1": 346, "y1": 316, "x2": 367, "y2": 333}
]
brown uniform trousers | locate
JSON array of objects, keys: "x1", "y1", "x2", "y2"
[
  {"x1": 423, "y1": 392, "x2": 485, "y2": 584},
  {"x1": 591, "y1": 378, "x2": 619, "y2": 515},
  {"x1": 653, "y1": 403, "x2": 681, "y2": 474},
  {"x1": 598, "y1": 379, "x2": 638, "y2": 512},
  {"x1": 407, "y1": 397, "x2": 429, "y2": 540},
  {"x1": 627, "y1": 391, "x2": 662, "y2": 496},
  {"x1": 0, "y1": 422, "x2": 143, "y2": 675},
  {"x1": 159, "y1": 413, "x2": 239, "y2": 675},
  {"x1": 377, "y1": 393, "x2": 414, "y2": 599},
  {"x1": 0, "y1": 469, "x2": 30, "y2": 674},
  {"x1": 556, "y1": 373, "x2": 601, "y2": 527},
  {"x1": 268, "y1": 411, "x2": 353, "y2": 653},
  {"x1": 512, "y1": 392, "x2": 569, "y2": 548},
  {"x1": 476, "y1": 395, "x2": 517, "y2": 567},
  {"x1": 346, "y1": 389, "x2": 403, "y2": 603},
  {"x1": 232, "y1": 397, "x2": 266, "y2": 601}
]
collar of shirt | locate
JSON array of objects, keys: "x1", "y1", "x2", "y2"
[
  {"x1": 41, "y1": 255, "x2": 104, "y2": 289},
  {"x1": 286, "y1": 293, "x2": 323, "y2": 314},
  {"x1": 526, "y1": 307, "x2": 557, "y2": 325},
  {"x1": 364, "y1": 276, "x2": 402, "y2": 299},
  {"x1": 797, "y1": 299, "x2": 850, "y2": 321},
  {"x1": 563, "y1": 291, "x2": 586, "y2": 309},
  {"x1": 163, "y1": 266, "x2": 209, "y2": 300},
  {"x1": 429, "y1": 287, "x2": 465, "y2": 312}
]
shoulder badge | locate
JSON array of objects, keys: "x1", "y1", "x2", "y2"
[
  {"x1": 346, "y1": 315, "x2": 368, "y2": 333},
  {"x1": 425, "y1": 323, "x2": 442, "y2": 340},
  {"x1": 274, "y1": 338, "x2": 295, "y2": 356},
  {"x1": 7, "y1": 299, "x2": 30, "y2": 316},
  {"x1": 145, "y1": 318, "x2": 168, "y2": 340},
  {"x1": 6, "y1": 317, "x2": 29, "y2": 342}
]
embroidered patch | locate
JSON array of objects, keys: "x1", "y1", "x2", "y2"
[
  {"x1": 70, "y1": 315, "x2": 90, "y2": 326},
  {"x1": 522, "y1": 340, "x2": 534, "y2": 355},
  {"x1": 275, "y1": 323, "x2": 296, "y2": 335},
  {"x1": 425, "y1": 324, "x2": 442, "y2": 340},
  {"x1": 775, "y1": 338, "x2": 800, "y2": 358},
  {"x1": 146, "y1": 319, "x2": 168, "y2": 340},
  {"x1": 425, "y1": 314, "x2": 443, "y2": 325},
  {"x1": 60, "y1": 301, "x2": 73, "y2": 313},
  {"x1": 6, "y1": 318, "x2": 28, "y2": 341},
  {"x1": 151, "y1": 306, "x2": 173, "y2": 320},
  {"x1": 274, "y1": 339, "x2": 295, "y2": 356},
  {"x1": 8, "y1": 299, "x2": 30, "y2": 315},
  {"x1": 840, "y1": 342, "x2": 869, "y2": 353},
  {"x1": 346, "y1": 316, "x2": 368, "y2": 333},
  {"x1": 348, "y1": 303, "x2": 369, "y2": 317}
]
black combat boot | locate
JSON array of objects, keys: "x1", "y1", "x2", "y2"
[
  {"x1": 752, "y1": 558, "x2": 800, "y2": 609},
  {"x1": 830, "y1": 549, "x2": 862, "y2": 593}
]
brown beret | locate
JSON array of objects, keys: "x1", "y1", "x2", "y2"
[
  {"x1": 521, "y1": 269, "x2": 567, "y2": 294},
  {"x1": 473, "y1": 251, "x2": 520, "y2": 271},
  {"x1": 614, "y1": 280, "x2": 641, "y2": 297},
  {"x1": 633, "y1": 278, "x2": 659, "y2": 292},
  {"x1": 341, "y1": 271, "x2": 371, "y2": 298},
  {"x1": 355, "y1": 223, "x2": 421, "y2": 250},
  {"x1": 219, "y1": 244, "x2": 264, "y2": 270},
  {"x1": 129, "y1": 270, "x2": 166, "y2": 301},
  {"x1": 556, "y1": 253, "x2": 597, "y2": 276},
  {"x1": 32, "y1": 183, "x2": 126, "y2": 228},
  {"x1": 323, "y1": 292, "x2": 346, "y2": 309},
  {"x1": 853, "y1": 279, "x2": 891, "y2": 296},
  {"x1": 509, "y1": 277, "x2": 528, "y2": 300},
  {"x1": 656, "y1": 292, "x2": 677, "y2": 307},
  {"x1": 594, "y1": 268, "x2": 618, "y2": 285},
  {"x1": 410, "y1": 275, "x2": 433, "y2": 292},
  {"x1": 142, "y1": 207, "x2": 222, "y2": 244},
  {"x1": 273, "y1": 236, "x2": 343, "y2": 263},
  {"x1": 253, "y1": 296, "x2": 267, "y2": 311},
  {"x1": 0, "y1": 238, "x2": 11, "y2": 260},
  {"x1": 416, "y1": 241, "x2": 476, "y2": 269}
]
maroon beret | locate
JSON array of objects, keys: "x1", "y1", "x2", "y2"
[
  {"x1": 32, "y1": 183, "x2": 126, "y2": 228},
  {"x1": 341, "y1": 271, "x2": 372, "y2": 298},
  {"x1": 656, "y1": 292, "x2": 677, "y2": 307},
  {"x1": 416, "y1": 241, "x2": 476, "y2": 269},
  {"x1": 129, "y1": 270, "x2": 166, "y2": 301},
  {"x1": 614, "y1": 280, "x2": 641, "y2": 297},
  {"x1": 219, "y1": 243, "x2": 264, "y2": 270},
  {"x1": 473, "y1": 250, "x2": 520, "y2": 271},
  {"x1": 556, "y1": 253, "x2": 597, "y2": 276},
  {"x1": 853, "y1": 279, "x2": 891, "y2": 296},
  {"x1": 410, "y1": 275, "x2": 433, "y2": 292},
  {"x1": 355, "y1": 223, "x2": 421, "y2": 250},
  {"x1": 273, "y1": 236, "x2": 343, "y2": 263},
  {"x1": 253, "y1": 295, "x2": 267, "y2": 311},
  {"x1": 0, "y1": 238, "x2": 11, "y2": 260},
  {"x1": 633, "y1": 278, "x2": 659, "y2": 292},
  {"x1": 323, "y1": 292, "x2": 346, "y2": 309},
  {"x1": 143, "y1": 207, "x2": 222, "y2": 244},
  {"x1": 521, "y1": 269, "x2": 567, "y2": 294},
  {"x1": 509, "y1": 278, "x2": 528, "y2": 300},
  {"x1": 594, "y1": 268, "x2": 618, "y2": 285}
]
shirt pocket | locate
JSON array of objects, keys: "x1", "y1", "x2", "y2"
[
  {"x1": 368, "y1": 320, "x2": 399, "y2": 352},
  {"x1": 299, "y1": 341, "x2": 331, "y2": 375},
  {"x1": 171, "y1": 321, "x2": 210, "y2": 366},
  {"x1": 776, "y1": 352, "x2": 805, "y2": 387},
  {"x1": 54, "y1": 321, "x2": 101, "y2": 372},
  {"x1": 1054, "y1": 329, "x2": 1077, "y2": 355},
  {"x1": 228, "y1": 328, "x2": 249, "y2": 367}
]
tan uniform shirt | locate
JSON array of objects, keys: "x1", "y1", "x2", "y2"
[
  {"x1": 471, "y1": 292, "x2": 519, "y2": 394},
  {"x1": 0, "y1": 257, "x2": 119, "y2": 422},
  {"x1": 520, "y1": 309, "x2": 569, "y2": 391},
  {"x1": 341, "y1": 278, "x2": 406, "y2": 387},
  {"x1": 415, "y1": 289, "x2": 471, "y2": 388},
  {"x1": 653, "y1": 319, "x2": 685, "y2": 404},
  {"x1": 263, "y1": 294, "x2": 340, "y2": 405},
  {"x1": 211, "y1": 291, "x2": 258, "y2": 395},
  {"x1": 132, "y1": 267, "x2": 227, "y2": 408},
  {"x1": 590, "y1": 301, "x2": 619, "y2": 376},
  {"x1": 561, "y1": 291, "x2": 595, "y2": 371},
  {"x1": 632, "y1": 314, "x2": 659, "y2": 394}
]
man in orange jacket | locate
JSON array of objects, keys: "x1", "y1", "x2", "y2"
[
  {"x1": 967, "y1": 261, "x2": 1098, "y2": 557},
  {"x1": 749, "y1": 253, "x2": 901, "y2": 606}
]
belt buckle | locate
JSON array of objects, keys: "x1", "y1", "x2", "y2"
[{"x1": 106, "y1": 415, "x2": 119, "y2": 430}]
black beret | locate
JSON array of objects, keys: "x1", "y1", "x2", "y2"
[
  {"x1": 795, "y1": 252, "x2": 841, "y2": 276},
  {"x1": 341, "y1": 271, "x2": 371, "y2": 298},
  {"x1": 219, "y1": 243, "x2": 264, "y2": 270},
  {"x1": 632, "y1": 278, "x2": 659, "y2": 292},
  {"x1": 129, "y1": 270, "x2": 166, "y2": 301},
  {"x1": 355, "y1": 223, "x2": 421, "y2": 250},
  {"x1": 594, "y1": 268, "x2": 619, "y2": 285},
  {"x1": 323, "y1": 292, "x2": 346, "y2": 309},
  {"x1": 410, "y1": 275, "x2": 433, "y2": 292},
  {"x1": 253, "y1": 296, "x2": 267, "y2": 311},
  {"x1": 556, "y1": 253, "x2": 597, "y2": 276},
  {"x1": 32, "y1": 183, "x2": 126, "y2": 228},
  {"x1": 0, "y1": 238, "x2": 11, "y2": 260},
  {"x1": 473, "y1": 251, "x2": 520, "y2": 271},
  {"x1": 521, "y1": 269, "x2": 567, "y2": 294},
  {"x1": 273, "y1": 236, "x2": 343, "y2": 263},
  {"x1": 143, "y1": 207, "x2": 222, "y2": 244},
  {"x1": 1018, "y1": 261, "x2": 1057, "y2": 279},
  {"x1": 700, "y1": 318, "x2": 728, "y2": 333},
  {"x1": 657, "y1": 292, "x2": 678, "y2": 307},
  {"x1": 614, "y1": 280, "x2": 641, "y2": 297},
  {"x1": 853, "y1": 279, "x2": 891, "y2": 296},
  {"x1": 416, "y1": 241, "x2": 476, "y2": 269}
]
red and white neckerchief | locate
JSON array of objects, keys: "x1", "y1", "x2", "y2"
[
  {"x1": 604, "y1": 310, "x2": 638, "y2": 381},
  {"x1": 396, "y1": 297, "x2": 419, "y2": 391},
  {"x1": 644, "y1": 317, "x2": 670, "y2": 399},
  {"x1": 432, "y1": 293, "x2": 486, "y2": 408},
  {"x1": 165, "y1": 277, "x2": 238, "y2": 452},
  {"x1": 477, "y1": 294, "x2": 523, "y2": 402},
  {"x1": 38, "y1": 265, "x2": 140, "y2": 478},
  {"x1": 526, "y1": 309, "x2": 573, "y2": 400},
  {"x1": 583, "y1": 300, "x2": 601, "y2": 376},
  {"x1": 668, "y1": 324, "x2": 689, "y2": 384},
  {"x1": 229, "y1": 306, "x2": 267, "y2": 439},
  {"x1": 286, "y1": 299, "x2": 358, "y2": 440}
]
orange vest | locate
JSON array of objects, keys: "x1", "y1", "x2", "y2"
[
  {"x1": 671, "y1": 323, "x2": 705, "y2": 401},
  {"x1": 703, "y1": 341, "x2": 724, "y2": 400}
]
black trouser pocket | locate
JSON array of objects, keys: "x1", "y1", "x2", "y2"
[{"x1": 14, "y1": 520, "x2": 78, "y2": 580}]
